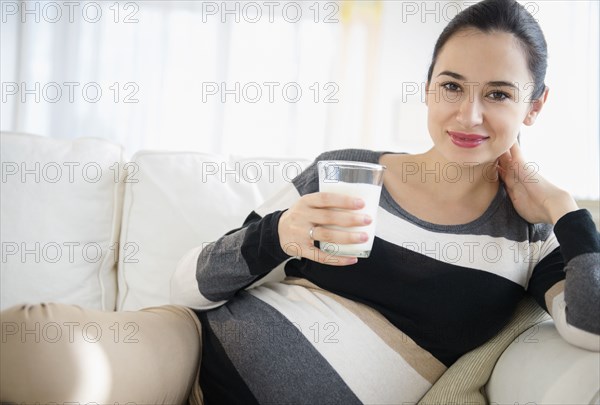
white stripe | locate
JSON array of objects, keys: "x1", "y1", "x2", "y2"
[
  {"x1": 249, "y1": 283, "x2": 432, "y2": 403},
  {"x1": 376, "y1": 208, "x2": 558, "y2": 288},
  {"x1": 552, "y1": 292, "x2": 600, "y2": 351}
]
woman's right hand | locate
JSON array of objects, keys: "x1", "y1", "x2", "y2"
[{"x1": 277, "y1": 192, "x2": 373, "y2": 266}]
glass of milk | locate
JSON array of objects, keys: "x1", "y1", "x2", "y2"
[{"x1": 317, "y1": 160, "x2": 385, "y2": 258}]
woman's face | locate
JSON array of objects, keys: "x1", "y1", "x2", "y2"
[{"x1": 426, "y1": 29, "x2": 547, "y2": 166}]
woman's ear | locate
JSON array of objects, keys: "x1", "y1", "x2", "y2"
[{"x1": 523, "y1": 86, "x2": 549, "y2": 126}]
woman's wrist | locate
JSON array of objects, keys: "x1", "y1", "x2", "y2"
[{"x1": 545, "y1": 191, "x2": 579, "y2": 225}]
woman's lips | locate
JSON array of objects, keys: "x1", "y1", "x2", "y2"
[{"x1": 448, "y1": 131, "x2": 489, "y2": 148}]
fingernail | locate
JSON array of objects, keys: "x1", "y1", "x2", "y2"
[
  {"x1": 360, "y1": 232, "x2": 369, "y2": 242},
  {"x1": 354, "y1": 198, "x2": 365, "y2": 208},
  {"x1": 348, "y1": 258, "x2": 358, "y2": 265},
  {"x1": 363, "y1": 215, "x2": 372, "y2": 224}
]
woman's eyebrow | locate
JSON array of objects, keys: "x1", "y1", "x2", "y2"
[
  {"x1": 487, "y1": 80, "x2": 519, "y2": 89},
  {"x1": 437, "y1": 71, "x2": 518, "y2": 89},
  {"x1": 437, "y1": 70, "x2": 465, "y2": 80}
]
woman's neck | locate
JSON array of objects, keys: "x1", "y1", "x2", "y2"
[
  {"x1": 380, "y1": 150, "x2": 500, "y2": 225},
  {"x1": 415, "y1": 148, "x2": 500, "y2": 200}
]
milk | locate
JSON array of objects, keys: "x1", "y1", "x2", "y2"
[{"x1": 319, "y1": 181, "x2": 382, "y2": 257}]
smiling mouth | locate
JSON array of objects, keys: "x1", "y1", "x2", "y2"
[{"x1": 448, "y1": 131, "x2": 489, "y2": 148}]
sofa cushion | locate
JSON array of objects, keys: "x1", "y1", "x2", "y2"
[
  {"x1": 0, "y1": 133, "x2": 124, "y2": 310},
  {"x1": 418, "y1": 295, "x2": 550, "y2": 404},
  {"x1": 486, "y1": 319, "x2": 600, "y2": 405},
  {"x1": 117, "y1": 151, "x2": 309, "y2": 310}
]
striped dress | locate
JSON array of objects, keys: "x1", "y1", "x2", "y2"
[{"x1": 171, "y1": 149, "x2": 600, "y2": 404}]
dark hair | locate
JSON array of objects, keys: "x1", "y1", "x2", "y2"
[{"x1": 426, "y1": 0, "x2": 548, "y2": 100}]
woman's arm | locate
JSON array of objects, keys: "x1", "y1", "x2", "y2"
[
  {"x1": 170, "y1": 149, "x2": 376, "y2": 310},
  {"x1": 499, "y1": 143, "x2": 600, "y2": 351},
  {"x1": 170, "y1": 185, "x2": 299, "y2": 310},
  {"x1": 527, "y1": 210, "x2": 600, "y2": 351}
]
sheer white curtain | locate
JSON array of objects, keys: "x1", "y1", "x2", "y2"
[{"x1": 1, "y1": 0, "x2": 598, "y2": 198}]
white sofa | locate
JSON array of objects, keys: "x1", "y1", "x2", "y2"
[{"x1": 1, "y1": 133, "x2": 599, "y2": 405}]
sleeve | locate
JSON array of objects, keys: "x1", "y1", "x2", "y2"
[
  {"x1": 527, "y1": 209, "x2": 600, "y2": 351},
  {"x1": 169, "y1": 183, "x2": 302, "y2": 310},
  {"x1": 169, "y1": 153, "x2": 323, "y2": 310},
  {"x1": 170, "y1": 149, "x2": 382, "y2": 310}
]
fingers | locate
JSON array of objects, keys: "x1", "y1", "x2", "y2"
[
  {"x1": 508, "y1": 142, "x2": 525, "y2": 162},
  {"x1": 278, "y1": 192, "x2": 373, "y2": 266},
  {"x1": 311, "y1": 226, "x2": 369, "y2": 245},
  {"x1": 496, "y1": 153, "x2": 513, "y2": 185},
  {"x1": 497, "y1": 149, "x2": 512, "y2": 168},
  {"x1": 309, "y1": 207, "x2": 372, "y2": 227},
  {"x1": 498, "y1": 142, "x2": 523, "y2": 167},
  {"x1": 307, "y1": 225, "x2": 367, "y2": 266},
  {"x1": 304, "y1": 192, "x2": 365, "y2": 210},
  {"x1": 280, "y1": 237, "x2": 359, "y2": 266},
  {"x1": 305, "y1": 192, "x2": 371, "y2": 227},
  {"x1": 498, "y1": 142, "x2": 527, "y2": 185}
]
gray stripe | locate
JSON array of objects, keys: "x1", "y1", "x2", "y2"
[
  {"x1": 565, "y1": 252, "x2": 600, "y2": 334},
  {"x1": 197, "y1": 228, "x2": 259, "y2": 302},
  {"x1": 206, "y1": 292, "x2": 362, "y2": 405},
  {"x1": 295, "y1": 148, "x2": 553, "y2": 243},
  {"x1": 380, "y1": 182, "x2": 553, "y2": 242},
  {"x1": 379, "y1": 187, "x2": 553, "y2": 244}
]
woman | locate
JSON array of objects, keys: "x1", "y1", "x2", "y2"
[{"x1": 2, "y1": 0, "x2": 598, "y2": 404}]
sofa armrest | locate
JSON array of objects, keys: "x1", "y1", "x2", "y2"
[{"x1": 486, "y1": 320, "x2": 600, "y2": 405}]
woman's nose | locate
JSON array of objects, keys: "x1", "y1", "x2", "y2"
[{"x1": 456, "y1": 96, "x2": 484, "y2": 128}]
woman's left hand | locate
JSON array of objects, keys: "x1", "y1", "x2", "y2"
[{"x1": 497, "y1": 143, "x2": 579, "y2": 225}]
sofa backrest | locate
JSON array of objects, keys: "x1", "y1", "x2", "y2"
[
  {"x1": 1, "y1": 133, "x2": 124, "y2": 310},
  {"x1": 1, "y1": 133, "x2": 311, "y2": 311},
  {"x1": 117, "y1": 151, "x2": 310, "y2": 310}
]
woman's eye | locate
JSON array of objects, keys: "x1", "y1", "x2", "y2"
[
  {"x1": 441, "y1": 82, "x2": 461, "y2": 92},
  {"x1": 488, "y1": 91, "x2": 510, "y2": 101}
]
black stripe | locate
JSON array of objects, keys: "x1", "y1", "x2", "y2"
[
  {"x1": 285, "y1": 237, "x2": 525, "y2": 367},
  {"x1": 555, "y1": 209, "x2": 600, "y2": 261},
  {"x1": 241, "y1": 211, "x2": 290, "y2": 275}
]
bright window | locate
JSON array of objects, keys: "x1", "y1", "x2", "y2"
[{"x1": 1, "y1": 0, "x2": 598, "y2": 199}]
